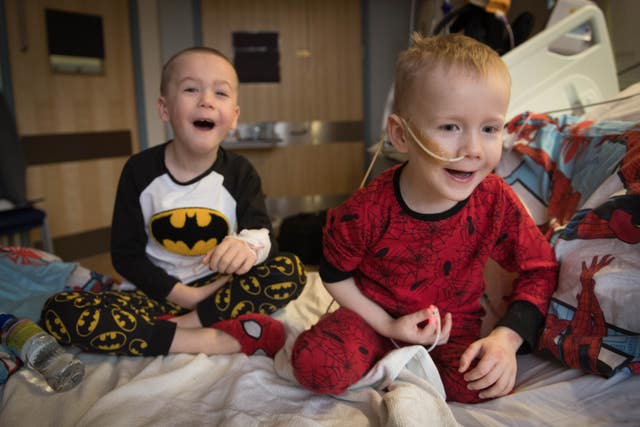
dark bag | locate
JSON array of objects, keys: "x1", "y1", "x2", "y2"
[{"x1": 277, "y1": 210, "x2": 327, "y2": 265}]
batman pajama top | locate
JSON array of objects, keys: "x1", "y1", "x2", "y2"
[{"x1": 43, "y1": 142, "x2": 306, "y2": 355}]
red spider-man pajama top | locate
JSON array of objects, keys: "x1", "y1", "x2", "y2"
[{"x1": 291, "y1": 163, "x2": 558, "y2": 403}]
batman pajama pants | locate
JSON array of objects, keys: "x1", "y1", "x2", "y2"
[{"x1": 42, "y1": 253, "x2": 306, "y2": 356}]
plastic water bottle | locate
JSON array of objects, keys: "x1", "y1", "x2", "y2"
[{"x1": 0, "y1": 313, "x2": 85, "y2": 392}]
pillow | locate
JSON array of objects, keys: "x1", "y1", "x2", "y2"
[
  {"x1": 0, "y1": 246, "x2": 121, "y2": 322},
  {"x1": 0, "y1": 246, "x2": 76, "y2": 322},
  {"x1": 498, "y1": 113, "x2": 640, "y2": 377}
]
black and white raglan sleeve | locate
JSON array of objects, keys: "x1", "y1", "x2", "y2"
[
  {"x1": 110, "y1": 154, "x2": 179, "y2": 300},
  {"x1": 223, "y1": 151, "x2": 275, "y2": 262}
]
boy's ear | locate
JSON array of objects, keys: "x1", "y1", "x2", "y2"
[
  {"x1": 157, "y1": 96, "x2": 170, "y2": 122},
  {"x1": 387, "y1": 114, "x2": 409, "y2": 153},
  {"x1": 231, "y1": 105, "x2": 240, "y2": 129}
]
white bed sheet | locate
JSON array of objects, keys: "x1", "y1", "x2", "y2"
[{"x1": 1, "y1": 272, "x2": 639, "y2": 427}]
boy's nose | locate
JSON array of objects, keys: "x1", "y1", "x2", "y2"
[
  {"x1": 199, "y1": 90, "x2": 215, "y2": 108},
  {"x1": 459, "y1": 132, "x2": 482, "y2": 159}
]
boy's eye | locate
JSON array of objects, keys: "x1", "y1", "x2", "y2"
[
  {"x1": 483, "y1": 125, "x2": 500, "y2": 134},
  {"x1": 216, "y1": 91, "x2": 229, "y2": 97},
  {"x1": 184, "y1": 87, "x2": 198, "y2": 93},
  {"x1": 441, "y1": 124, "x2": 459, "y2": 132}
]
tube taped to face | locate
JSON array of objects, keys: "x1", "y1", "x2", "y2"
[{"x1": 398, "y1": 116, "x2": 464, "y2": 163}]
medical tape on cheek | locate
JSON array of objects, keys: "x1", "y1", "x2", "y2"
[{"x1": 400, "y1": 117, "x2": 464, "y2": 163}]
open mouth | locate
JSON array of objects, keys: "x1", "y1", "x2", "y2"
[
  {"x1": 445, "y1": 169, "x2": 473, "y2": 179},
  {"x1": 193, "y1": 119, "x2": 215, "y2": 130}
]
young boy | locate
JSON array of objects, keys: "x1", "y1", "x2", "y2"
[
  {"x1": 291, "y1": 33, "x2": 558, "y2": 403},
  {"x1": 42, "y1": 47, "x2": 306, "y2": 358}
]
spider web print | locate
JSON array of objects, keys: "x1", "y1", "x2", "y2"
[
  {"x1": 325, "y1": 170, "x2": 556, "y2": 327},
  {"x1": 292, "y1": 308, "x2": 393, "y2": 394}
]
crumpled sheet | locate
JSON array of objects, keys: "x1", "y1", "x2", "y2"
[{"x1": 0, "y1": 273, "x2": 456, "y2": 427}]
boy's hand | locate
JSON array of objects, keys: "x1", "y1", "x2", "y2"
[
  {"x1": 203, "y1": 236, "x2": 257, "y2": 275},
  {"x1": 387, "y1": 305, "x2": 452, "y2": 346},
  {"x1": 166, "y1": 274, "x2": 231, "y2": 309},
  {"x1": 458, "y1": 326, "x2": 523, "y2": 399}
]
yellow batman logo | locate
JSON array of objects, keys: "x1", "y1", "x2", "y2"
[
  {"x1": 259, "y1": 302, "x2": 277, "y2": 314},
  {"x1": 254, "y1": 265, "x2": 271, "y2": 278},
  {"x1": 111, "y1": 308, "x2": 136, "y2": 332},
  {"x1": 76, "y1": 308, "x2": 100, "y2": 337},
  {"x1": 150, "y1": 208, "x2": 229, "y2": 256},
  {"x1": 215, "y1": 287, "x2": 231, "y2": 311},
  {"x1": 53, "y1": 291, "x2": 81, "y2": 303},
  {"x1": 90, "y1": 331, "x2": 127, "y2": 351},
  {"x1": 231, "y1": 301, "x2": 254, "y2": 318},
  {"x1": 264, "y1": 282, "x2": 298, "y2": 300},
  {"x1": 129, "y1": 339, "x2": 148, "y2": 356},
  {"x1": 294, "y1": 256, "x2": 307, "y2": 284},
  {"x1": 239, "y1": 276, "x2": 261, "y2": 295},
  {"x1": 43, "y1": 310, "x2": 71, "y2": 344},
  {"x1": 72, "y1": 294, "x2": 102, "y2": 309},
  {"x1": 270, "y1": 256, "x2": 295, "y2": 276},
  {"x1": 105, "y1": 291, "x2": 132, "y2": 307}
]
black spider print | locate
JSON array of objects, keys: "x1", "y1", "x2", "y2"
[{"x1": 443, "y1": 261, "x2": 452, "y2": 276}]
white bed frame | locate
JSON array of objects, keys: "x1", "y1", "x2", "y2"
[{"x1": 503, "y1": 4, "x2": 619, "y2": 119}]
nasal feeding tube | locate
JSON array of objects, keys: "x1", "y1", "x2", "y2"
[{"x1": 398, "y1": 116, "x2": 465, "y2": 163}]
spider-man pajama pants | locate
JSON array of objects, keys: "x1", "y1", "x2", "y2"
[
  {"x1": 291, "y1": 307, "x2": 484, "y2": 403},
  {"x1": 42, "y1": 253, "x2": 306, "y2": 356}
]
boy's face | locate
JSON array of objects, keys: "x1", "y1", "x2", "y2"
[
  {"x1": 158, "y1": 52, "x2": 239, "y2": 155},
  {"x1": 391, "y1": 64, "x2": 510, "y2": 213}
]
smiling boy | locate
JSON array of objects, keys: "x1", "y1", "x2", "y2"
[
  {"x1": 43, "y1": 47, "x2": 306, "y2": 358},
  {"x1": 291, "y1": 34, "x2": 558, "y2": 403}
]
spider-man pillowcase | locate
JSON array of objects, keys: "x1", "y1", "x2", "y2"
[{"x1": 498, "y1": 113, "x2": 640, "y2": 377}]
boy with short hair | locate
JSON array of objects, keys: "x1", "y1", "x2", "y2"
[
  {"x1": 43, "y1": 47, "x2": 306, "y2": 358},
  {"x1": 291, "y1": 33, "x2": 558, "y2": 403}
]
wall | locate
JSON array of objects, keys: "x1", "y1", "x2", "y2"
[{"x1": 3, "y1": 0, "x2": 138, "y2": 261}]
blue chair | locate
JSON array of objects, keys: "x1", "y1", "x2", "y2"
[{"x1": 0, "y1": 92, "x2": 53, "y2": 252}]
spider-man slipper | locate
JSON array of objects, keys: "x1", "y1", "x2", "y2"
[{"x1": 211, "y1": 313, "x2": 285, "y2": 357}]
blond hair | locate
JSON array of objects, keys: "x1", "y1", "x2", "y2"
[
  {"x1": 393, "y1": 32, "x2": 511, "y2": 116},
  {"x1": 160, "y1": 47, "x2": 235, "y2": 96}
]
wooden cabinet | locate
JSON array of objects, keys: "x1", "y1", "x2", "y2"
[{"x1": 201, "y1": 0, "x2": 363, "y2": 123}]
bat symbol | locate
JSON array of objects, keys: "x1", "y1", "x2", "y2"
[{"x1": 150, "y1": 208, "x2": 230, "y2": 256}]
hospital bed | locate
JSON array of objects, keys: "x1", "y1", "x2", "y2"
[{"x1": 1, "y1": 4, "x2": 639, "y2": 426}]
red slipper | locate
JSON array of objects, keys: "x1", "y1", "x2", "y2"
[{"x1": 211, "y1": 313, "x2": 285, "y2": 357}]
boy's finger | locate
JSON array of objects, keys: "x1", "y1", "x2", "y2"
[
  {"x1": 458, "y1": 341, "x2": 481, "y2": 373},
  {"x1": 439, "y1": 313, "x2": 453, "y2": 343},
  {"x1": 202, "y1": 250, "x2": 214, "y2": 264}
]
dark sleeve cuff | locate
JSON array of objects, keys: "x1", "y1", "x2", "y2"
[
  {"x1": 495, "y1": 300, "x2": 545, "y2": 353},
  {"x1": 318, "y1": 258, "x2": 353, "y2": 283}
]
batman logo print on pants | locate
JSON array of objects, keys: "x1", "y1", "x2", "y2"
[
  {"x1": 43, "y1": 309, "x2": 71, "y2": 344},
  {"x1": 76, "y1": 307, "x2": 101, "y2": 337},
  {"x1": 90, "y1": 331, "x2": 127, "y2": 352},
  {"x1": 150, "y1": 208, "x2": 230, "y2": 256},
  {"x1": 264, "y1": 282, "x2": 298, "y2": 300},
  {"x1": 129, "y1": 338, "x2": 149, "y2": 356}
]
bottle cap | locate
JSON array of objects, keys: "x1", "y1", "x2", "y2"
[{"x1": 0, "y1": 313, "x2": 17, "y2": 329}]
